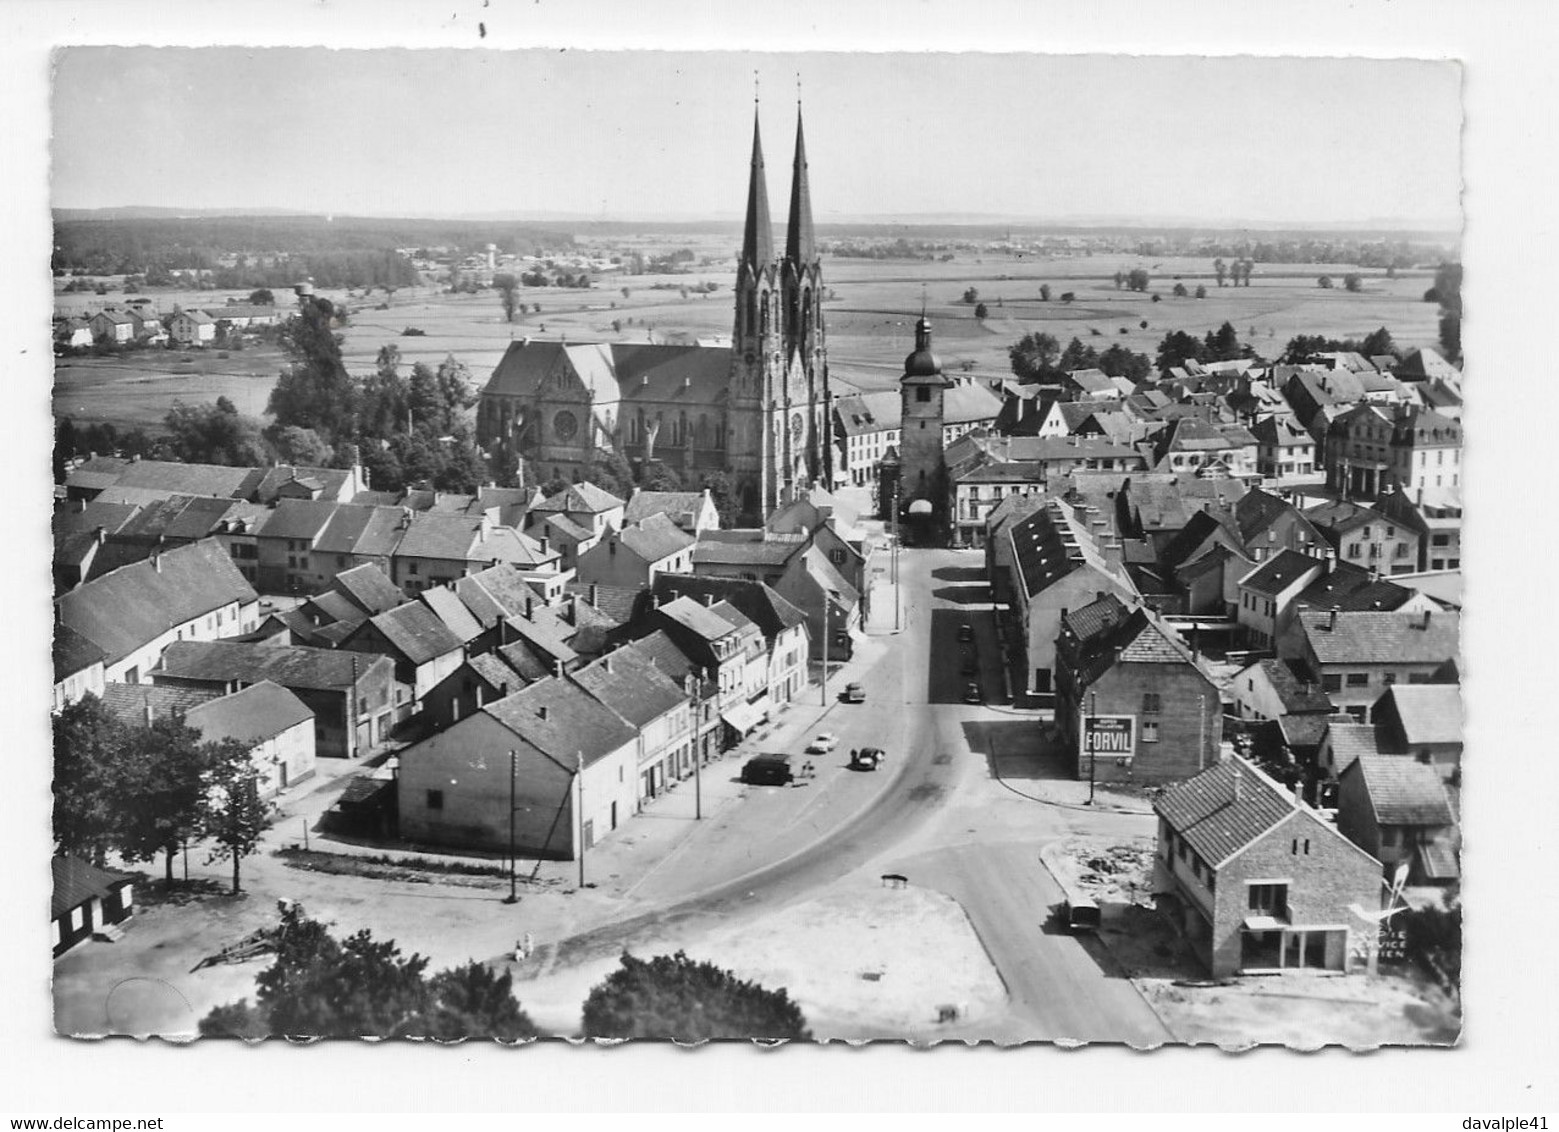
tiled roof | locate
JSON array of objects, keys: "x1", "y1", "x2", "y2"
[
  {"x1": 1158, "y1": 509, "x2": 1241, "y2": 571},
  {"x1": 53, "y1": 623, "x2": 106, "y2": 682},
  {"x1": 497, "y1": 640, "x2": 554, "y2": 683},
  {"x1": 258, "y1": 498, "x2": 340, "y2": 542},
  {"x1": 1303, "y1": 499, "x2": 1389, "y2": 536},
  {"x1": 651, "y1": 573, "x2": 807, "y2": 639},
  {"x1": 484, "y1": 676, "x2": 637, "y2": 768},
  {"x1": 564, "y1": 581, "x2": 645, "y2": 626},
  {"x1": 468, "y1": 652, "x2": 528, "y2": 696},
  {"x1": 1300, "y1": 610, "x2": 1459, "y2": 667},
  {"x1": 691, "y1": 533, "x2": 799, "y2": 568},
  {"x1": 1061, "y1": 596, "x2": 1202, "y2": 688},
  {"x1": 157, "y1": 639, "x2": 389, "y2": 690},
  {"x1": 504, "y1": 614, "x2": 578, "y2": 667},
  {"x1": 543, "y1": 513, "x2": 595, "y2": 544},
  {"x1": 331, "y1": 563, "x2": 404, "y2": 616},
  {"x1": 185, "y1": 681, "x2": 313, "y2": 746},
  {"x1": 1154, "y1": 757, "x2": 1297, "y2": 867},
  {"x1": 67, "y1": 457, "x2": 261, "y2": 502},
  {"x1": 656, "y1": 595, "x2": 741, "y2": 641},
  {"x1": 458, "y1": 564, "x2": 542, "y2": 621},
  {"x1": 1378, "y1": 685, "x2": 1463, "y2": 747},
  {"x1": 535, "y1": 481, "x2": 626, "y2": 517},
  {"x1": 56, "y1": 539, "x2": 257, "y2": 666},
  {"x1": 418, "y1": 586, "x2": 486, "y2": 645},
  {"x1": 1234, "y1": 487, "x2": 1302, "y2": 543},
  {"x1": 571, "y1": 647, "x2": 687, "y2": 728},
  {"x1": 360, "y1": 603, "x2": 464, "y2": 666},
  {"x1": 99, "y1": 680, "x2": 222, "y2": 725},
  {"x1": 624, "y1": 490, "x2": 710, "y2": 529},
  {"x1": 1240, "y1": 550, "x2": 1326, "y2": 597},
  {"x1": 395, "y1": 511, "x2": 481, "y2": 560},
  {"x1": 302, "y1": 590, "x2": 365, "y2": 627},
  {"x1": 472, "y1": 524, "x2": 557, "y2": 569},
  {"x1": 52, "y1": 856, "x2": 132, "y2": 919},
  {"x1": 1354, "y1": 753, "x2": 1455, "y2": 827},
  {"x1": 1245, "y1": 658, "x2": 1333, "y2": 714},
  {"x1": 616, "y1": 512, "x2": 695, "y2": 563},
  {"x1": 1323, "y1": 721, "x2": 1384, "y2": 776}
]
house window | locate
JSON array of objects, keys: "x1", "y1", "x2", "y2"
[
  {"x1": 1347, "y1": 543, "x2": 1361, "y2": 559},
  {"x1": 1142, "y1": 692, "x2": 1162, "y2": 714},
  {"x1": 1142, "y1": 721, "x2": 1160, "y2": 743},
  {"x1": 1321, "y1": 674, "x2": 1342, "y2": 693},
  {"x1": 1247, "y1": 882, "x2": 1289, "y2": 918},
  {"x1": 916, "y1": 387, "x2": 930, "y2": 403},
  {"x1": 409, "y1": 562, "x2": 419, "y2": 575},
  {"x1": 426, "y1": 790, "x2": 444, "y2": 811},
  {"x1": 1380, "y1": 827, "x2": 1400, "y2": 848},
  {"x1": 1345, "y1": 672, "x2": 1369, "y2": 688}
]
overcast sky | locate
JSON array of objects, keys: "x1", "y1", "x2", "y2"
[{"x1": 51, "y1": 48, "x2": 1462, "y2": 227}]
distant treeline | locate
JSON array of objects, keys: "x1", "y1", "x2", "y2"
[
  {"x1": 1127, "y1": 237, "x2": 1454, "y2": 270},
  {"x1": 50, "y1": 214, "x2": 576, "y2": 281}
]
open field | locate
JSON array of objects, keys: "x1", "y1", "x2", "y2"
[{"x1": 52, "y1": 249, "x2": 1448, "y2": 431}]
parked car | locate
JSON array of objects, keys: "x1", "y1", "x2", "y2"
[
  {"x1": 841, "y1": 682, "x2": 866, "y2": 704},
  {"x1": 741, "y1": 753, "x2": 794, "y2": 786},
  {"x1": 962, "y1": 681, "x2": 983, "y2": 704},
  {"x1": 850, "y1": 747, "x2": 886, "y2": 771},
  {"x1": 957, "y1": 623, "x2": 974, "y2": 642},
  {"x1": 806, "y1": 733, "x2": 840, "y2": 754}
]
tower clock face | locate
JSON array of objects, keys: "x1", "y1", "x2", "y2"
[{"x1": 552, "y1": 410, "x2": 579, "y2": 441}]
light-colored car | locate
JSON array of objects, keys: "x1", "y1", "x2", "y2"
[{"x1": 806, "y1": 733, "x2": 840, "y2": 754}]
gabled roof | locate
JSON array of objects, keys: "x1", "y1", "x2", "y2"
[
  {"x1": 394, "y1": 511, "x2": 481, "y2": 560},
  {"x1": 615, "y1": 512, "x2": 695, "y2": 563},
  {"x1": 624, "y1": 490, "x2": 712, "y2": 529},
  {"x1": 504, "y1": 613, "x2": 579, "y2": 668},
  {"x1": 53, "y1": 856, "x2": 133, "y2": 919},
  {"x1": 1239, "y1": 550, "x2": 1326, "y2": 597},
  {"x1": 357, "y1": 602, "x2": 465, "y2": 665},
  {"x1": 1303, "y1": 499, "x2": 1391, "y2": 536},
  {"x1": 99, "y1": 680, "x2": 222, "y2": 725},
  {"x1": 1241, "y1": 658, "x2": 1333, "y2": 715},
  {"x1": 1352, "y1": 753, "x2": 1455, "y2": 827},
  {"x1": 468, "y1": 652, "x2": 528, "y2": 696},
  {"x1": 457, "y1": 563, "x2": 543, "y2": 621},
  {"x1": 184, "y1": 681, "x2": 314, "y2": 746},
  {"x1": 302, "y1": 590, "x2": 365, "y2": 628},
  {"x1": 1008, "y1": 501, "x2": 1126, "y2": 600},
  {"x1": 1377, "y1": 684, "x2": 1463, "y2": 747},
  {"x1": 157, "y1": 639, "x2": 391, "y2": 690},
  {"x1": 533, "y1": 481, "x2": 626, "y2": 517},
  {"x1": 55, "y1": 539, "x2": 257, "y2": 666},
  {"x1": 1300, "y1": 610, "x2": 1459, "y2": 666},
  {"x1": 564, "y1": 581, "x2": 644, "y2": 626},
  {"x1": 651, "y1": 573, "x2": 807, "y2": 640},
  {"x1": 418, "y1": 586, "x2": 486, "y2": 645},
  {"x1": 1154, "y1": 757, "x2": 1299, "y2": 867},
  {"x1": 331, "y1": 563, "x2": 405, "y2": 616},
  {"x1": 571, "y1": 647, "x2": 687, "y2": 728},
  {"x1": 258, "y1": 498, "x2": 339, "y2": 543},
  {"x1": 1234, "y1": 486, "x2": 1308, "y2": 544},
  {"x1": 484, "y1": 676, "x2": 637, "y2": 769},
  {"x1": 1158, "y1": 508, "x2": 1242, "y2": 572},
  {"x1": 53, "y1": 623, "x2": 107, "y2": 683},
  {"x1": 656, "y1": 594, "x2": 741, "y2": 642},
  {"x1": 1061, "y1": 596, "x2": 1205, "y2": 688},
  {"x1": 691, "y1": 531, "x2": 801, "y2": 569}
]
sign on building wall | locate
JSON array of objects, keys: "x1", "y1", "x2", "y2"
[{"x1": 1084, "y1": 714, "x2": 1136, "y2": 760}]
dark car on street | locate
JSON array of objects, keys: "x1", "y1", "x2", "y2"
[
  {"x1": 741, "y1": 753, "x2": 794, "y2": 786},
  {"x1": 841, "y1": 682, "x2": 866, "y2": 704}
]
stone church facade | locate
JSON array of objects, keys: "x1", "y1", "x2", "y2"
[{"x1": 476, "y1": 107, "x2": 831, "y2": 522}]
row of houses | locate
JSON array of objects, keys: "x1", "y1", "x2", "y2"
[{"x1": 56, "y1": 302, "x2": 285, "y2": 349}]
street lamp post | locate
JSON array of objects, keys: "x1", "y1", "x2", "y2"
[
  {"x1": 503, "y1": 748, "x2": 519, "y2": 903},
  {"x1": 821, "y1": 595, "x2": 830, "y2": 706},
  {"x1": 892, "y1": 486, "x2": 901, "y2": 632},
  {"x1": 687, "y1": 669, "x2": 704, "y2": 821},
  {"x1": 575, "y1": 749, "x2": 586, "y2": 889}
]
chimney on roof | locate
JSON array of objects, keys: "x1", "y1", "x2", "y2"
[
  {"x1": 703, "y1": 594, "x2": 714, "y2": 607},
  {"x1": 603, "y1": 654, "x2": 612, "y2": 674},
  {"x1": 1328, "y1": 608, "x2": 1338, "y2": 632},
  {"x1": 1421, "y1": 608, "x2": 1432, "y2": 630},
  {"x1": 537, "y1": 535, "x2": 550, "y2": 555},
  {"x1": 537, "y1": 704, "x2": 549, "y2": 721},
  {"x1": 590, "y1": 583, "x2": 599, "y2": 606},
  {"x1": 554, "y1": 659, "x2": 564, "y2": 678},
  {"x1": 151, "y1": 552, "x2": 161, "y2": 574},
  {"x1": 95, "y1": 525, "x2": 106, "y2": 546}
]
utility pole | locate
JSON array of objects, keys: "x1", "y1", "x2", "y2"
[
  {"x1": 821, "y1": 594, "x2": 830, "y2": 706},
  {"x1": 892, "y1": 485, "x2": 901, "y2": 632},
  {"x1": 503, "y1": 749, "x2": 519, "y2": 904},
  {"x1": 575, "y1": 749, "x2": 586, "y2": 889},
  {"x1": 688, "y1": 669, "x2": 704, "y2": 821}
]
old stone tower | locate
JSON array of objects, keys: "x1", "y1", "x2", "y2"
[{"x1": 898, "y1": 314, "x2": 952, "y2": 514}]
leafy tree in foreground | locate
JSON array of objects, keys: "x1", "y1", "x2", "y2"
[
  {"x1": 1008, "y1": 331, "x2": 1061, "y2": 382},
  {"x1": 201, "y1": 738, "x2": 275, "y2": 894},
  {"x1": 268, "y1": 295, "x2": 357, "y2": 444},
  {"x1": 164, "y1": 397, "x2": 267, "y2": 467},
  {"x1": 580, "y1": 951, "x2": 810, "y2": 1042},
  {"x1": 199, "y1": 907, "x2": 538, "y2": 1040}
]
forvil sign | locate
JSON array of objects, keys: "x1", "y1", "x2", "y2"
[{"x1": 1084, "y1": 715, "x2": 1135, "y2": 758}]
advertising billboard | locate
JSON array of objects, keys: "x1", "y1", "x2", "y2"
[{"x1": 1083, "y1": 714, "x2": 1136, "y2": 761}]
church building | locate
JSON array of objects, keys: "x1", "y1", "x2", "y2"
[{"x1": 476, "y1": 105, "x2": 832, "y2": 523}]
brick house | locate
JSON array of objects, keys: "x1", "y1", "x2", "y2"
[
  {"x1": 1054, "y1": 594, "x2": 1221, "y2": 786},
  {"x1": 1152, "y1": 757, "x2": 1384, "y2": 977}
]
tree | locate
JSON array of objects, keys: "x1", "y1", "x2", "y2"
[
  {"x1": 1317, "y1": 275, "x2": 1334, "y2": 289},
  {"x1": 1097, "y1": 344, "x2": 1154, "y2": 383},
  {"x1": 1194, "y1": 285, "x2": 1207, "y2": 299},
  {"x1": 581, "y1": 951, "x2": 810, "y2": 1041},
  {"x1": 1172, "y1": 282, "x2": 1188, "y2": 298},
  {"x1": 640, "y1": 460, "x2": 682, "y2": 493},
  {"x1": 973, "y1": 302, "x2": 989, "y2": 320},
  {"x1": 1112, "y1": 270, "x2": 1125, "y2": 290},
  {"x1": 200, "y1": 908, "x2": 538, "y2": 1040},
  {"x1": 1214, "y1": 258, "x2": 1227, "y2": 287},
  {"x1": 1203, "y1": 321, "x2": 1243, "y2": 362},
  {"x1": 587, "y1": 450, "x2": 636, "y2": 499},
  {"x1": 53, "y1": 696, "x2": 128, "y2": 866},
  {"x1": 700, "y1": 470, "x2": 737, "y2": 528},
  {"x1": 1127, "y1": 268, "x2": 1150, "y2": 292},
  {"x1": 961, "y1": 287, "x2": 979, "y2": 304},
  {"x1": 494, "y1": 273, "x2": 520, "y2": 323},
  {"x1": 1343, "y1": 273, "x2": 1363, "y2": 293},
  {"x1": 116, "y1": 714, "x2": 212, "y2": 886},
  {"x1": 247, "y1": 288, "x2": 275, "y2": 306},
  {"x1": 164, "y1": 398, "x2": 266, "y2": 466},
  {"x1": 201, "y1": 739, "x2": 274, "y2": 894},
  {"x1": 1439, "y1": 312, "x2": 1461, "y2": 362},
  {"x1": 265, "y1": 425, "x2": 333, "y2": 467},
  {"x1": 1057, "y1": 336, "x2": 1099, "y2": 373},
  {"x1": 1360, "y1": 327, "x2": 1396, "y2": 358},
  {"x1": 1008, "y1": 332, "x2": 1062, "y2": 382},
  {"x1": 54, "y1": 417, "x2": 78, "y2": 483},
  {"x1": 1039, "y1": 284, "x2": 1052, "y2": 302},
  {"x1": 268, "y1": 296, "x2": 357, "y2": 444},
  {"x1": 1155, "y1": 329, "x2": 1207, "y2": 373}
]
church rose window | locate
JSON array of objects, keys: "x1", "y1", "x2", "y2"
[{"x1": 553, "y1": 410, "x2": 579, "y2": 441}]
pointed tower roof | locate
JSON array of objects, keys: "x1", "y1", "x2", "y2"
[
  {"x1": 785, "y1": 105, "x2": 816, "y2": 267},
  {"x1": 741, "y1": 109, "x2": 775, "y2": 270}
]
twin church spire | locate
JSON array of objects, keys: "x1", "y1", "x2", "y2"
[{"x1": 738, "y1": 101, "x2": 817, "y2": 289}]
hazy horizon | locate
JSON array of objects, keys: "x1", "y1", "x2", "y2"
[{"x1": 52, "y1": 49, "x2": 1462, "y2": 229}]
